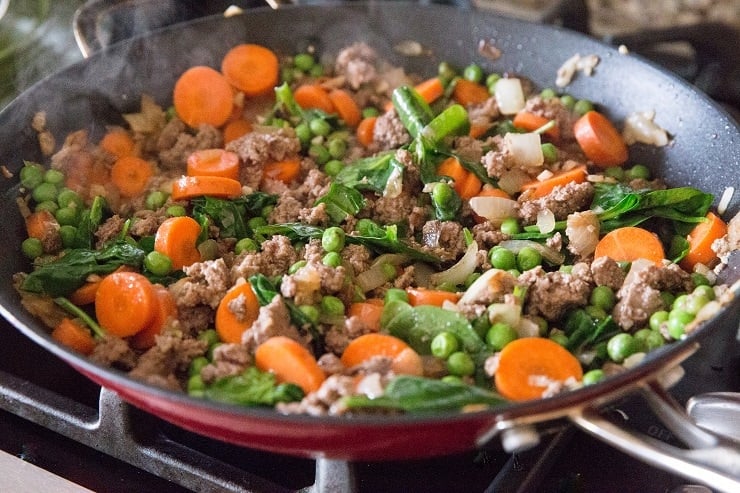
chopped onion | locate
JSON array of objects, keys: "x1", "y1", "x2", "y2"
[
  {"x1": 504, "y1": 132, "x2": 544, "y2": 168},
  {"x1": 515, "y1": 317, "x2": 541, "y2": 338},
  {"x1": 494, "y1": 78, "x2": 525, "y2": 115},
  {"x1": 430, "y1": 240, "x2": 479, "y2": 287},
  {"x1": 718, "y1": 186, "x2": 734, "y2": 216},
  {"x1": 536, "y1": 208, "x2": 556, "y2": 234},
  {"x1": 488, "y1": 303, "x2": 521, "y2": 327},
  {"x1": 498, "y1": 168, "x2": 531, "y2": 195},
  {"x1": 383, "y1": 165, "x2": 403, "y2": 198},
  {"x1": 499, "y1": 239, "x2": 565, "y2": 265},
  {"x1": 565, "y1": 210, "x2": 600, "y2": 257},
  {"x1": 356, "y1": 254, "x2": 408, "y2": 292},
  {"x1": 458, "y1": 268, "x2": 516, "y2": 305},
  {"x1": 622, "y1": 110, "x2": 669, "y2": 147},
  {"x1": 469, "y1": 196, "x2": 518, "y2": 226}
]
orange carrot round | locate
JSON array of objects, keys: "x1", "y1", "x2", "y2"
[
  {"x1": 469, "y1": 123, "x2": 491, "y2": 139},
  {"x1": 356, "y1": 116, "x2": 377, "y2": 147},
  {"x1": 452, "y1": 78, "x2": 491, "y2": 106},
  {"x1": 100, "y1": 129, "x2": 136, "y2": 159},
  {"x1": 186, "y1": 149, "x2": 240, "y2": 180},
  {"x1": 405, "y1": 287, "x2": 460, "y2": 307},
  {"x1": 255, "y1": 336, "x2": 326, "y2": 394},
  {"x1": 437, "y1": 156, "x2": 482, "y2": 200},
  {"x1": 154, "y1": 216, "x2": 202, "y2": 270},
  {"x1": 680, "y1": 212, "x2": 728, "y2": 270},
  {"x1": 594, "y1": 226, "x2": 666, "y2": 265},
  {"x1": 221, "y1": 44, "x2": 279, "y2": 97},
  {"x1": 347, "y1": 301, "x2": 385, "y2": 332},
  {"x1": 340, "y1": 333, "x2": 423, "y2": 376},
  {"x1": 111, "y1": 156, "x2": 153, "y2": 197},
  {"x1": 69, "y1": 280, "x2": 102, "y2": 306},
  {"x1": 513, "y1": 111, "x2": 560, "y2": 141},
  {"x1": 328, "y1": 89, "x2": 362, "y2": 127},
  {"x1": 294, "y1": 84, "x2": 335, "y2": 114},
  {"x1": 520, "y1": 165, "x2": 587, "y2": 199},
  {"x1": 131, "y1": 284, "x2": 177, "y2": 350},
  {"x1": 215, "y1": 281, "x2": 261, "y2": 344},
  {"x1": 383, "y1": 77, "x2": 445, "y2": 112},
  {"x1": 573, "y1": 110, "x2": 628, "y2": 167},
  {"x1": 95, "y1": 271, "x2": 156, "y2": 338},
  {"x1": 223, "y1": 118, "x2": 252, "y2": 144},
  {"x1": 25, "y1": 210, "x2": 59, "y2": 241},
  {"x1": 52, "y1": 318, "x2": 96, "y2": 355},
  {"x1": 173, "y1": 66, "x2": 234, "y2": 128},
  {"x1": 261, "y1": 157, "x2": 301, "y2": 184},
  {"x1": 171, "y1": 175, "x2": 242, "y2": 201},
  {"x1": 494, "y1": 337, "x2": 583, "y2": 401}
]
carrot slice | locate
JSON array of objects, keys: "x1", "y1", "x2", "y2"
[
  {"x1": 520, "y1": 165, "x2": 587, "y2": 199},
  {"x1": 294, "y1": 84, "x2": 335, "y2": 114},
  {"x1": 452, "y1": 79, "x2": 490, "y2": 106},
  {"x1": 223, "y1": 118, "x2": 253, "y2": 144},
  {"x1": 131, "y1": 284, "x2": 177, "y2": 350},
  {"x1": 680, "y1": 212, "x2": 728, "y2": 270},
  {"x1": 328, "y1": 89, "x2": 362, "y2": 127},
  {"x1": 69, "y1": 280, "x2": 101, "y2": 306},
  {"x1": 154, "y1": 216, "x2": 202, "y2": 270},
  {"x1": 469, "y1": 123, "x2": 491, "y2": 139},
  {"x1": 340, "y1": 333, "x2": 423, "y2": 376},
  {"x1": 406, "y1": 287, "x2": 460, "y2": 307},
  {"x1": 215, "y1": 281, "x2": 261, "y2": 344},
  {"x1": 347, "y1": 301, "x2": 385, "y2": 332},
  {"x1": 221, "y1": 44, "x2": 279, "y2": 97},
  {"x1": 110, "y1": 155, "x2": 153, "y2": 198},
  {"x1": 255, "y1": 336, "x2": 326, "y2": 394},
  {"x1": 261, "y1": 157, "x2": 301, "y2": 184},
  {"x1": 594, "y1": 226, "x2": 666, "y2": 265},
  {"x1": 100, "y1": 129, "x2": 136, "y2": 159},
  {"x1": 573, "y1": 110, "x2": 628, "y2": 167},
  {"x1": 186, "y1": 149, "x2": 240, "y2": 180},
  {"x1": 173, "y1": 66, "x2": 234, "y2": 128},
  {"x1": 25, "y1": 210, "x2": 59, "y2": 241},
  {"x1": 52, "y1": 318, "x2": 96, "y2": 355},
  {"x1": 171, "y1": 175, "x2": 242, "y2": 201},
  {"x1": 383, "y1": 77, "x2": 446, "y2": 112},
  {"x1": 513, "y1": 111, "x2": 560, "y2": 141},
  {"x1": 494, "y1": 337, "x2": 583, "y2": 401},
  {"x1": 95, "y1": 271, "x2": 156, "y2": 338},
  {"x1": 437, "y1": 156, "x2": 482, "y2": 200},
  {"x1": 356, "y1": 115, "x2": 377, "y2": 147}
]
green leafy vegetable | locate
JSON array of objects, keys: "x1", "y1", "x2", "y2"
[
  {"x1": 564, "y1": 310, "x2": 619, "y2": 354},
  {"x1": 334, "y1": 152, "x2": 404, "y2": 195},
  {"x1": 314, "y1": 182, "x2": 366, "y2": 223},
  {"x1": 73, "y1": 196, "x2": 107, "y2": 249},
  {"x1": 192, "y1": 192, "x2": 277, "y2": 239},
  {"x1": 203, "y1": 367, "x2": 304, "y2": 406}
]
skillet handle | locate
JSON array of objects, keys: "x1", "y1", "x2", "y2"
[{"x1": 570, "y1": 378, "x2": 740, "y2": 493}]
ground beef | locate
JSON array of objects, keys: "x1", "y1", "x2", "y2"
[
  {"x1": 129, "y1": 333, "x2": 208, "y2": 390},
  {"x1": 421, "y1": 220, "x2": 467, "y2": 260},
  {"x1": 519, "y1": 263, "x2": 593, "y2": 321},
  {"x1": 280, "y1": 259, "x2": 346, "y2": 306},
  {"x1": 712, "y1": 211, "x2": 740, "y2": 266},
  {"x1": 472, "y1": 222, "x2": 509, "y2": 249},
  {"x1": 370, "y1": 191, "x2": 416, "y2": 225},
  {"x1": 94, "y1": 214, "x2": 125, "y2": 248},
  {"x1": 524, "y1": 96, "x2": 579, "y2": 141},
  {"x1": 241, "y1": 295, "x2": 303, "y2": 352},
  {"x1": 297, "y1": 202, "x2": 330, "y2": 226},
  {"x1": 373, "y1": 111, "x2": 411, "y2": 151},
  {"x1": 226, "y1": 127, "x2": 301, "y2": 189},
  {"x1": 269, "y1": 195, "x2": 303, "y2": 223},
  {"x1": 200, "y1": 343, "x2": 251, "y2": 384},
  {"x1": 277, "y1": 374, "x2": 358, "y2": 416},
  {"x1": 230, "y1": 235, "x2": 298, "y2": 280},
  {"x1": 341, "y1": 244, "x2": 372, "y2": 274},
  {"x1": 157, "y1": 120, "x2": 222, "y2": 171},
  {"x1": 453, "y1": 136, "x2": 486, "y2": 164},
  {"x1": 324, "y1": 315, "x2": 375, "y2": 355},
  {"x1": 394, "y1": 265, "x2": 416, "y2": 289},
  {"x1": 518, "y1": 181, "x2": 595, "y2": 225},
  {"x1": 590, "y1": 256, "x2": 626, "y2": 290},
  {"x1": 481, "y1": 140, "x2": 513, "y2": 179},
  {"x1": 175, "y1": 258, "x2": 231, "y2": 309},
  {"x1": 129, "y1": 208, "x2": 169, "y2": 237},
  {"x1": 90, "y1": 335, "x2": 136, "y2": 370},
  {"x1": 467, "y1": 97, "x2": 500, "y2": 127},
  {"x1": 334, "y1": 42, "x2": 378, "y2": 90}
]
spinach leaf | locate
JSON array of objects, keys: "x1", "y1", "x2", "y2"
[
  {"x1": 21, "y1": 241, "x2": 146, "y2": 297},
  {"x1": 334, "y1": 152, "x2": 400, "y2": 194},
  {"x1": 203, "y1": 367, "x2": 303, "y2": 406},
  {"x1": 343, "y1": 375, "x2": 505, "y2": 412},
  {"x1": 314, "y1": 182, "x2": 366, "y2": 223},
  {"x1": 192, "y1": 193, "x2": 277, "y2": 239},
  {"x1": 253, "y1": 223, "x2": 324, "y2": 243},
  {"x1": 73, "y1": 196, "x2": 107, "y2": 249},
  {"x1": 564, "y1": 310, "x2": 619, "y2": 354},
  {"x1": 592, "y1": 183, "x2": 713, "y2": 224}
]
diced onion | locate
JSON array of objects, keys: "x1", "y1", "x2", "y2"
[
  {"x1": 469, "y1": 196, "x2": 518, "y2": 226},
  {"x1": 494, "y1": 78, "x2": 525, "y2": 115},
  {"x1": 718, "y1": 187, "x2": 734, "y2": 216},
  {"x1": 430, "y1": 240, "x2": 479, "y2": 287},
  {"x1": 536, "y1": 208, "x2": 556, "y2": 234},
  {"x1": 383, "y1": 165, "x2": 403, "y2": 198},
  {"x1": 504, "y1": 132, "x2": 544, "y2": 168},
  {"x1": 499, "y1": 239, "x2": 565, "y2": 265},
  {"x1": 458, "y1": 268, "x2": 516, "y2": 305},
  {"x1": 565, "y1": 210, "x2": 600, "y2": 257},
  {"x1": 498, "y1": 168, "x2": 531, "y2": 196},
  {"x1": 622, "y1": 110, "x2": 669, "y2": 147},
  {"x1": 356, "y1": 254, "x2": 408, "y2": 292},
  {"x1": 515, "y1": 317, "x2": 541, "y2": 338},
  {"x1": 488, "y1": 303, "x2": 521, "y2": 327}
]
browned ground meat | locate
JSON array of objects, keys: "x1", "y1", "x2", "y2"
[
  {"x1": 334, "y1": 42, "x2": 378, "y2": 90},
  {"x1": 467, "y1": 97, "x2": 500, "y2": 127},
  {"x1": 226, "y1": 127, "x2": 301, "y2": 188},
  {"x1": 90, "y1": 335, "x2": 137, "y2": 370},
  {"x1": 368, "y1": 191, "x2": 417, "y2": 225},
  {"x1": 472, "y1": 222, "x2": 509, "y2": 249},
  {"x1": 175, "y1": 258, "x2": 232, "y2": 309},
  {"x1": 324, "y1": 315, "x2": 375, "y2": 355},
  {"x1": 129, "y1": 208, "x2": 169, "y2": 237},
  {"x1": 481, "y1": 140, "x2": 513, "y2": 179},
  {"x1": 590, "y1": 256, "x2": 626, "y2": 290},
  {"x1": 519, "y1": 263, "x2": 593, "y2": 321},
  {"x1": 200, "y1": 343, "x2": 251, "y2": 384},
  {"x1": 341, "y1": 244, "x2": 372, "y2": 274},
  {"x1": 277, "y1": 374, "x2": 358, "y2": 416},
  {"x1": 518, "y1": 181, "x2": 595, "y2": 224},
  {"x1": 452, "y1": 136, "x2": 486, "y2": 164},
  {"x1": 713, "y1": 211, "x2": 740, "y2": 265},
  {"x1": 524, "y1": 96, "x2": 579, "y2": 141},
  {"x1": 129, "y1": 333, "x2": 208, "y2": 389},
  {"x1": 94, "y1": 215, "x2": 126, "y2": 248},
  {"x1": 373, "y1": 111, "x2": 411, "y2": 151},
  {"x1": 231, "y1": 235, "x2": 299, "y2": 280},
  {"x1": 421, "y1": 220, "x2": 467, "y2": 260},
  {"x1": 157, "y1": 120, "x2": 222, "y2": 170},
  {"x1": 241, "y1": 295, "x2": 303, "y2": 352}
]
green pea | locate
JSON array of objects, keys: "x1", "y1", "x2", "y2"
[
  {"x1": 198, "y1": 329, "x2": 220, "y2": 348},
  {"x1": 384, "y1": 288, "x2": 409, "y2": 305},
  {"x1": 507, "y1": 268, "x2": 521, "y2": 278},
  {"x1": 541, "y1": 142, "x2": 558, "y2": 163},
  {"x1": 187, "y1": 375, "x2": 206, "y2": 395},
  {"x1": 667, "y1": 309, "x2": 694, "y2": 339},
  {"x1": 560, "y1": 94, "x2": 576, "y2": 110},
  {"x1": 573, "y1": 99, "x2": 593, "y2": 115},
  {"x1": 295, "y1": 122, "x2": 312, "y2": 145},
  {"x1": 289, "y1": 260, "x2": 307, "y2": 274},
  {"x1": 362, "y1": 107, "x2": 379, "y2": 118},
  {"x1": 584, "y1": 305, "x2": 607, "y2": 321},
  {"x1": 489, "y1": 246, "x2": 517, "y2": 270},
  {"x1": 531, "y1": 316, "x2": 549, "y2": 336},
  {"x1": 32, "y1": 182, "x2": 58, "y2": 203},
  {"x1": 684, "y1": 294, "x2": 710, "y2": 315},
  {"x1": 166, "y1": 205, "x2": 187, "y2": 217},
  {"x1": 145, "y1": 250, "x2": 173, "y2": 276},
  {"x1": 309, "y1": 64, "x2": 324, "y2": 77},
  {"x1": 309, "y1": 144, "x2": 330, "y2": 165},
  {"x1": 59, "y1": 225, "x2": 77, "y2": 248},
  {"x1": 626, "y1": 164, "x2": 650, "y2": 180},
  {"x1": 589, "y1": 285, "x2": 616, "y2": 311},
  {"x1": 43, "y1": 168, "x2": 65, "y2": 186},
  {"x1": 197, "y1": 239, "x2": 219, "y2": 261},
  {"x1": 441, "y1": 375, "x2": 464, "y2": 385},
  {"x1": 321, "y1": 296, "x2": 345, "y2": 316},
  {"x1": 20, "y1": 163, "x2": 45, "y2": 189},
  {"x1": 309, "y1": 118, "x2": 331, "y2": 137},
  {"x1": 582, "y1": 369, "x2": 605, "y2": 386},
  {"x1": 21, "y1": 237, "x2": 44, "y2": 259},
  {"x1": 540, "y1": 88, "x2": 557, "y2": 100},
  {"x1": 464, "y1": 272, "x2": 481, "y2": 289},
  {"x1": 644, "y1": 331, "x2": 665, "y2": 351},
  {"x1": 293, "y1": 53, "x2": 315, "y2": 71},
  {"x1": 485, "y1": 73, "x2": 501, "y2": 91},
  {"x1": 431, "y1": 332, "x2": 460, "y2": 359},
  {"x1": 322, "y1": 251, "x2": 342, "y2": 267},
  {"x1": 649, "y1": 310, "x2": 669, "y2": 331},
  {"x1": 486, "y1": 322, "x2": 518, "y2": 351},
  {"x1": 559, "y1": 264, "x2": 574, "y2": 274},
  {"x1": 248, "y1": 216, "x2": 267, "y2": 230},
  {"x1": 604, "y1": 166, "x2": 625, "y2": 181},
  {"x1": 499, "y1": 218, "x2": 520, "y2": 236},
  {"x1": 35, "y1": 200, "x2": 58, "y2": 213},
  {"x1": 549, "y1": 332, "x2": 569, "y2": 347},
  {"x1": 463, "y1": 64, "x2": 483, "y2": 83},
  {"x1": 632, "y1": 328, "x2": 653, "y2": 351},
  {"x1": 322, "y1": 226, "x2": 346, "y2": 253},
  {"x1": 324, "y1": 159, "x2": 344, "y2": 177},
  {"x1": 432, "y1": 182, "x2": 455, "y2": 207},
  {"x1": 298, "y1": 305, "x2": 320, "y2": 324},
  {"x1": 693, "y1": 284, "x2": 714, "y2": 301},
  {"x1": 189, "y1": 356, "x2": 209, "y2": 377},
  {"x1": 328, "y1": 138, "x2": 347, "y2": 159},
  {"x1": 57, "y1": 188, "x2": 83, "y2": 210},
  {"x1": 54, "y1": 207, "x2": 78, "y2": 226},
  {"x1": 281, "y1": 66, "x2": 294, "y2": 84},
  {"x1": 235, "y1": 237, "x2": 258, "y2": 255},
  {"x1": 607, "y1": 333, "x2": 637, "y2": 363},
  {"x1": 446, "y1": 351, "x2": 475, "y2": 377},
  {"x1": 672, "y1": 294, "x2": 690, "y2": 311},
  {"x1": 261, "y1": 205, "x2": 274, "y2": 219},
  {"x1": 146, "y1": 190, "x2": 168, "y2": 210},
  {"x1": 517, "y1": 246, "x2": 542, "y2": 271}
]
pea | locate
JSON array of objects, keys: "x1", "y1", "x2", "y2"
[
  {"x1": 166, "y1": 205, "x2": 187, "y2": 217},
  {"x1": 672, "y1": 294, "x2": 690, "y2": 312},
  {"x1": 582, "y1": 369, "x2": 605, "y2": 386},
  {"x1": 146, "y1": 190, "x2": 168, "y2": 210},
  {"x1": 644, "y1": 331, "x2": 665, "y2": 351},
  {"x1": 540, "y1": 88, "x2": 557, "y2": 100},
  {"x1": 59, "y1": 225, "x2": 77, "y2": 248},
  {"x1": 632, "y1": 329, "x2": 652, "y2": 352},
  {"x1": 431, "y1": 332, "x2": 460, "y2": 359},
  {"x1": 145, "y1": 251, "x2": 173, "y2": 276},
  {"x1": 55, "y1": 207, "x2": 79, "y2": 227},
  {"x1": 309, "y1": 64, "x2": 324, "y2": 77},
  {"x1": 187, "y1": 375, "x2": 206, "y2": 395},
  {"x1": 197, "y1": 239, "x2": 219, "y2": 261},
  {"x1": 322, "y1": 251, "x2": 342, "y2": 268},
  {"x1": 324, "y1": 159, "x2": 344, "y2": 177},
  {"x1": 485, "y1": 73, "x2": 501, "y2": 91},
  {"x1": 626, "y1": 164, "x2": 650, "y2": 180},
  {"x1": 432, "y1": 182, "x2": 455, "y2": 208},
  {"x1": 298, "y1": 304, "x2": 320, "y2": 324},
  {"x1": 446, "y1": 351, "x2": 475, "y2": 377},
  {"x1": 441, "y1": 375, "x2": 464, "y2": 385},
  {"x1": 486, "y1": 322, "x2": 518, "y2": 351},
  {"x1": 667, "y1": 309, "x2": 694, "y2": 339},
  {"x1": 517, "y1": 246, "x2": 542, "y2": 271},
  {"x1": 590, "y1": 285, "x2": 616, "y2": 311},
  {"x1": 649, "y1": 310, "x2": 669, "y2": 331},
  {"x1": 260, "y1": 205, "x2": 274, "y2": 219},
  {"x1": 660, "y1": 291, "x2": 675, "y2": 309},
  {"x1": 57, "y1": 188, "x2": 83, "y2": 210},
  {"x1": 198, "y1": 328, "x2": 220, "y2": 348},
  {"x1": 584, "y1": 305, "x2": 607, "y2": 321},
  {"x1": 549, "y1": 332, "x2": 569, "y2": 347},
  {"x1": 541, "y1": 142, "x2": 558, "y2": 163},
  {"x1": 309, "y1": 144, "x2": 330, "y2": 165},
  {"x1": 328, "y1": 138, "x2": 347, "y2": 159},
  {"x1": 321, "y1": 295, "x2": 345, "y2": 316},
  {"x1": 21, "y1": 237, "x2": 44, "y2": 259},
  {"x1": 560, "y1": 94, "x2": 576, "y2": 110},
  {"x1": 573, "y1": 99, "x2": 593, "y2": 115},
  {"x1": 32, "y1": 182, "x2": 58, "y2": 203},
  {"x1": 295, "y1": 122, "x2": 312, "y2": 145},
  {"x1": 322, "y1": 226, "x2": 346, "y2": 253},
  {"x1": 235, "y1": 237, "x2": 258, "y2": 255},
  {"x1": 500, "y1": 218, "x2": 520, "y2": 235},
  {"x1": 684, "y1": 294, "x2": 709, "y2": 315},
  {"x1": 247, "y1": 217, "x2": 266, "y2": 231},
  {"x1": 293, "y1": 53, "x2": 315, "y2": 71},
  {"x1": 472, "y1": 315, "x2": 491, "y2": 338},
  {"x1": 20, "y1": 164, "x2": 44, "y2": 189},
  {"x1": 43, "y1": 168, "x2": 65, "y2": 186},
  {"x1": 362, "y1": 107, "x2": 379, "y2": 118},
  {"x1": 281, "y1": 67, "x2": 294, "y2": 84},
  {"x1": 309, "y1": 118, "x2": 331, "y2": 137},
  {"x1": 385, "y1": 288, "x2": 409, "y2": 305},
  {"x1": 693, "y1": 284, "x2": 714, "y2": 301},
  {"x1": 489, "y1": 246, "x2": 517, "y2": 270},
  {"x1": 35, "y1": 200, "x2": 58, "y2": 213},
  {"x1": 559, "y1": 264, "x2": 573, "y2": 274},
  {"x1": 531, "y1": 315, "x2": 548, "y2": 336},
  {"x1": 607, "y1": 333, "x2": 636, "y2": 363},
  {"x1": 288, "y1": 260, "x2": 307, "y2": 275},
  {"x1": 189, "y1": 356, "x2": 209, "y2": 377},
  {"x1": 604, "y1": 166, "x2": 625, "y2": 181},
  {"x1": 463, "y1": 64, "x2": 483, "y2": 83},
  {"x1": 507, "y1": 269, "x2": 521, "y2": 278}
]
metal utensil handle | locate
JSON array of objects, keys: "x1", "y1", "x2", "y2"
[{"x1": 571, "y1": 378, "x2": 740, "y2": 493}]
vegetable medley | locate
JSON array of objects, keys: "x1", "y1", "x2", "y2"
[{"x1": 14, "y1": 41, "x2": 739, "y2": 415}]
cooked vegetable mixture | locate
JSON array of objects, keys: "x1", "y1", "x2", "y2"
[{"x1": 14, "y1": 42, "x2": 739, "y2": 415}]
